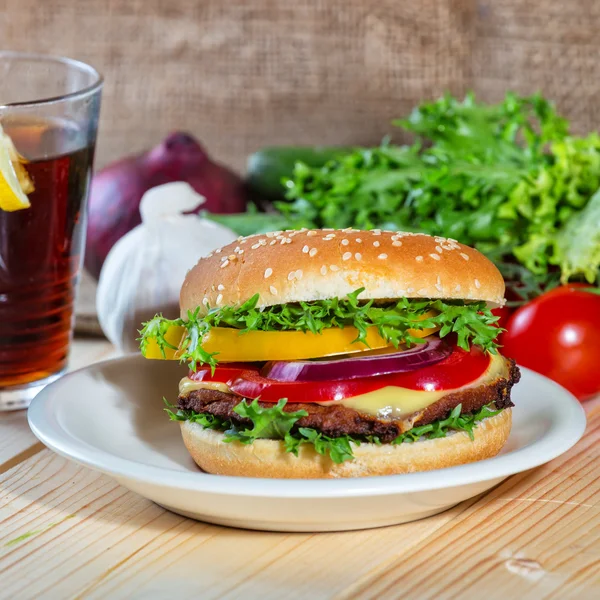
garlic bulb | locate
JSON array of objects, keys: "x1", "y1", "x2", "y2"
[{"x1": 96, "y1": 182, "x2": 238, "y2": 352}]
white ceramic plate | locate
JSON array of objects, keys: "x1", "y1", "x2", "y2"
[{"x1": 28, "y1": 355, "x2": 586, "y2": 532}]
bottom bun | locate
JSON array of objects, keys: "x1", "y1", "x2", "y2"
[{"x1": 180, "y1": 408, "x2": 512, "y2": 479}]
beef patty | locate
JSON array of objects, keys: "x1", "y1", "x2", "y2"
[{"x1": 177, "y1": 359, "x2": 520, "y2": 443}]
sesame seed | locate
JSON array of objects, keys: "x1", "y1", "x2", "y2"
[
  {"x1": 302, "y1": 245, "x2": 310, "y2": 254},
  {"x1": 258, "y1": 239, "x2": 267, "y2": 246},
  {"x1": 373, "y1": 241, "x2": 380, "y2": 247},
  {"x1": 460, "y1": 253, "x2": 470, "y2": 261},
  {"x1": 270, "y1": 285, "x2": 278, "y2": 295},
  {"x1": 216, "y1": 294, "x2": 223, "y2": 304},
  {"x1": 264, "y1": 268, "x2": 273, "y2": 279},
  {"x1": 288, "y1": 271, "x2": 296, "y2": 281},
  {"x1": 202, "y1": 297, "x2": 209, "y2": 306},
  {"x1": 266, "y1": 231, "x2": 278, "y2": 238},
  {"x1": 296, "y1": 269, "x2": 303, "y2": 280},
  {"x1": 211, "y1": 285, "x2": 215, "y2": 291},
  {"x1": 435, "y1": 283, "x2": 443, "y2": 292},
  {"x1": 356, "y1": 238, "x2": 362, "y2": 243},
  {"x1": 417, "y1": 288, "x2": 428, "y2": 295},
  {"x1": 309, "y1": 247, "x2": 318, "y2": 257},
  {"x1": 251, "y1": 243, "x2": 260, "y2": 250},
  {"x1": 228, "y1": 254, "x2": 236, "y2": 261},
  {"x1": 415, "y1": 255, "x2": 423, "y2": 262},
  {"x1": 324, "y1": 233, "x2": 336, "y2": 239},
  {"x1": 234, "y1": 246, "x2": 241, "y2": 253},
  {"x1": 341, "y1": 239, "x2": 349, "y2": 246},
  {"x1": 269, "y1": 240, "x2": 277, "y2": 245},
  {"x1": 435, "y1": 246, "x2": 443, "y2": 253},
  {"x1": 280, "y1": 239, "x2": 287, "y2": 245},
  {"x1": 392, "y1": 241, "x2": 402, "y2": 247},
  {"x1": 240, "y1": 239, "x2": 247, "y2": 245},
  {"x1": 237, "y1": 236, "x2": 243, "y2": 242},
  {"x1": 320, "y1": 265, "x2": 327, "y2": 275},
  {"x1": 342, "y1": 252, "x2": 352, "y2": 261},
  {"x1": 372, "y1": 231, "x2": 381, "y2": 236},
  {"x1": 429, "y1": 253, "x2": 441, "y2": 261},
  {"x1": 474, "y1": 279, "x2": 481, "y2": 289},
  {"x1": 285, "y1": 238, "x2": 292, "y2": 244},
  {"x1": 215, "y1": 248, "x2": 222, "y2": 253},
  {"x1": 330, "y1": 265, "x2": 340, "y2": 272},
  {"x1": 307, "y1": 231, "x2": 317, "y2": 237},
  {"x1": 220, "y1": 260, "x2": 229, "y2": 268},
  {"x1": 436, "y1": 276, "x2": 441, "y2": 285},
  {"x1": 378, "y1": 253, "x2": 388, "y2": 260},
  {"x1": 355, "y1": 253, "x2": 362, "y2": 260},
  {"x1": 217, "y1": 284, "x2": 225, "y2": 291}
]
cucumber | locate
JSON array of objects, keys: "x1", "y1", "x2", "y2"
[{"x1": 246, "y1": 146, "x2": 352, "y2": 201}]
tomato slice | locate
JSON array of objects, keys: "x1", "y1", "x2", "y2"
[
  {"x1": 188, "y1": 363, "x2": 258, "y2": 382},
  {"x1": 385, "y1": 344, "x2": 491, "y2": 392},
  {"x1": 189, "y1": 344, "x2": 492, "y2": 402}
]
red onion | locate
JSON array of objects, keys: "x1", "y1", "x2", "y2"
[
  {"x1": 85, "y1": 132, "x2": 246, "y2": 279},
  {"x1": 260, "y1": 338, "x2": 451, "y2": 382}
]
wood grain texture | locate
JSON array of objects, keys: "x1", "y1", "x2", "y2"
[
  {"x1": 0, "y1": 450, "x2": 477, "y2": 600},
  {"x1": 0, "y1": 339, "x2": 115, "y2": 471},
  {"x1": 0, "y1": 412, "x2": 40, "y2": 473},
  {"x1": 0, "y1": 405, "x2": 597, "y2": 599},
  {"x1": 337, "y1": 405, "x2": 600, "y2": 600}
]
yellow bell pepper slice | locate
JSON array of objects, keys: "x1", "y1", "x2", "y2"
[{"x1": 142, "y1": 318, "x2": 440, "y2": 363}]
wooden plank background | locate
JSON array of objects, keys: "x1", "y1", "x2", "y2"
[{"x1": 0, "y1": 339, "x2": 598, "y2": 599}]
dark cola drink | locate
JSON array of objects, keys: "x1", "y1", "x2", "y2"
[{"x1": 0, "y1": 117, "x2": 94, "y2": 391}]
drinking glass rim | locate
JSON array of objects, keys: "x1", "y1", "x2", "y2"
[{"x1": 0, "y1": 51, "x2": 103, "y2": 109}]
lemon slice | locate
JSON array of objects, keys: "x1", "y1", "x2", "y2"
[{"x1": 0, "y1": 123, "x2": 32, "y2": 211}]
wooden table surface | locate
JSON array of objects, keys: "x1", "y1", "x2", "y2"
[{"x1": 0, "y1": 338, "x2": 598, "y2": 599}]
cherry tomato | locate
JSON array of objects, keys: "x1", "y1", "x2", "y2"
[
  {"x1": 500, "y1": 284, "x2": 600, "y2": 401},
  {"x1": 492, "y1": 306, "x2": 512, "y2": 330},
  {"x1": 223, "y1": 344, "x2": 491, "y2": 402}
]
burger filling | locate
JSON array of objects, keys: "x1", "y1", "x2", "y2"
[{"x1": 141, "y1": 288, "x2": 519, "y2": 464}]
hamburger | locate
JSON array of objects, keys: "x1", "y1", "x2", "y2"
[{"x1": 140, "y1": 228, "x2": 520, "y2": 478}]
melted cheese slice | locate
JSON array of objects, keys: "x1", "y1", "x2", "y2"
[
  {"x1": 179, "y1": 379, "x2": 230, "y2": 396},
  {"x1": 178, "y1": 352, "x2": 508, "y2": 418}
]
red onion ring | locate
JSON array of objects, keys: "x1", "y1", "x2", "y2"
[{"x1": 260, "y1": 337, "x2": 451, "y2": 382}]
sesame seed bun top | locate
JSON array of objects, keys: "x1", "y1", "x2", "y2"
[{"x1": 180, "y1": 229, "x2": 505, "y2": 317}]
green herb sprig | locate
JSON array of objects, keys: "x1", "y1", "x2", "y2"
[
  {"x1": 141, "y1": 288, "x2": 501, "y2": 370},
  {"x1": 277, "y1": 92, "x2": 600, "y2": 287},
  {"x1": 392, "y1": 403, "x2": 501, "y2": 444},
  {"x1": 167, "y1": 399, "x2": 503, "y2": 464}
]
